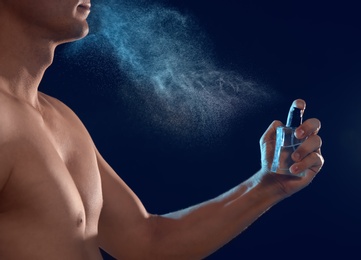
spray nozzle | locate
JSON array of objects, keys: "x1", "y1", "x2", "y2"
[{"x1": 286, "y1": 107, "x2": 303, "y2": 128}]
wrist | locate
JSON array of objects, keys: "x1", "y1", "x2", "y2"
[{"x1": 248, "y1": 169, "x2": 290, "y2": 202}]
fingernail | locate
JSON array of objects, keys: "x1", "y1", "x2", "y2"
[
  {"x1": 293, "y1": 152, "x2": 300, "y2": 161},
  {"x1": 296, "y1": 129, "x2": 304, "y2": 138},
  {"x1": 290, "y1": 165, "x2": 299, "y2": 174}
]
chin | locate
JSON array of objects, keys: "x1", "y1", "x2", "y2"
[
  {"x1": 57, "y1": 21, "x2": 90, "y2": 45},
  {"x1": 76, "y1": 24, "x2": 90, "y2": 40}
]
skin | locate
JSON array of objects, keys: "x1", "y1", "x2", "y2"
[{"x1": 0, "y1": 1, "x2": 324, "y2": 259}]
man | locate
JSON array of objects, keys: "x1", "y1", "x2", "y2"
[{"x1": 0, "y1": 1, "x2": 324, "y2": 259}]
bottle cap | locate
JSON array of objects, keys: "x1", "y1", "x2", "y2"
[{"x1": 286, "y1": 107, "x2": 303, "y2": 127}]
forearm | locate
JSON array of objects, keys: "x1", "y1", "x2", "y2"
[{"x1": 149, "y1": 169, "x2": 287, "y2": 260}]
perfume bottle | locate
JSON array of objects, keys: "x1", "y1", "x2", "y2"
[{"x1": 271, "y1": 107, "x2": 305, "y2": 177}]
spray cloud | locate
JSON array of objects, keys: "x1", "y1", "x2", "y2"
[{"x1": 64, "y1": 0, "x2": 273, "y2": 142}]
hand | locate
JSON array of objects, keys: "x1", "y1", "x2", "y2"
[{"x1": 259, "y1": 99, "x2": 324, "y2": 197}]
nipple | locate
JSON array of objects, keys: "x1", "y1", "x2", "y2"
[
  {"x1": 77, "y1": 218, "x2": 84, "y2": 227},
  {"x1": 76, "y1": 211, "x2": 85, "y2": 227}
]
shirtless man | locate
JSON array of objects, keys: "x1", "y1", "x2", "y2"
[{"x1": 0, "y1": 1, "x2": 324, "y2": 259}]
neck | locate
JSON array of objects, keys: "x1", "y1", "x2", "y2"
[{"x1": 0, "y1": 12, "x2": 58, "y2": 109}]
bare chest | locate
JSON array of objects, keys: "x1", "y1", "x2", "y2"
[{"x1": 0, "y1": 114, "x2": 103, "y2": 234}]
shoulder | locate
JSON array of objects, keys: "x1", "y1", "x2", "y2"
[
  {"x1": 39, "y1": 92, "x2": 78, "y2": 118},
  {"x1": 39, "y1": 91, "x2": 88, "y2": 128},
  {"x1": 38, "y1": 91, "x2": 96, "y2": 144}
]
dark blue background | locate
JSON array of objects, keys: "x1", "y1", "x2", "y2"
[{"x1": 40, "y1": 0, "x2": 360, "y2": 259}]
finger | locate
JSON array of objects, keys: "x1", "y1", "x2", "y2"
[
  {"x1": 290, "y1": 99, "x2": 306, "y2": 111},
  {"x1": 295, "y1": 118, "x2": 322, "y2": 139},
  {"x1": 292, "y1": 134, "x2": 322, "y2": 162},
  {"x1": 290, "y1": 151, "x2": 324, "y2": 175}
]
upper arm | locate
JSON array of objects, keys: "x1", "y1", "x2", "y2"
[{"x1": 95, "y1": 147, "x2": 157, "y2": 259}]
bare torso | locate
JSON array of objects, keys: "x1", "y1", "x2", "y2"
[{"x1": 0, "y1": 91, "x2": 104, "y2": 259}]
